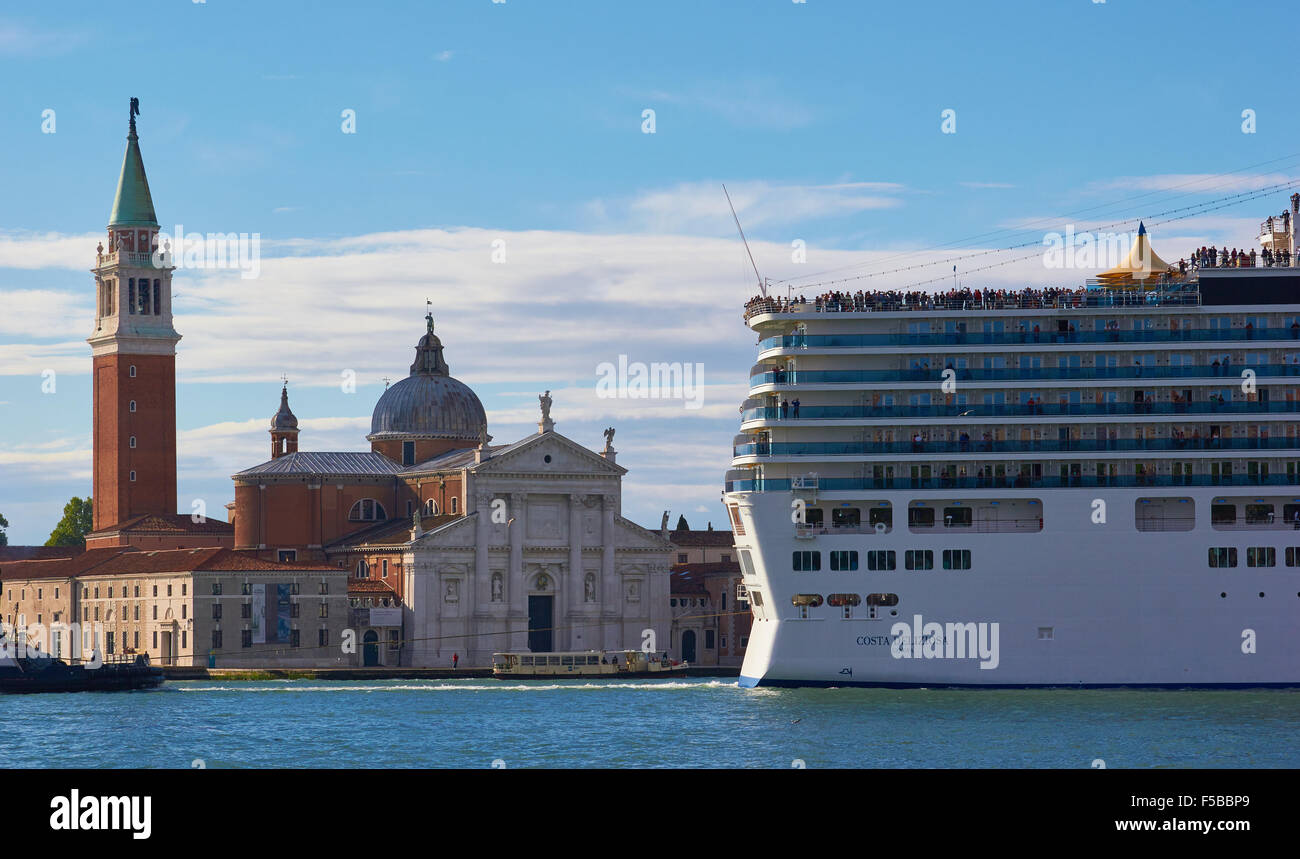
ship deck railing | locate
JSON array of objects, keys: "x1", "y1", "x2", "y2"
[
  {"x1": 757, "y1": 326, "x2": 1300, "y2": 351},
  {"x1": 751, "y1": 363, "x2": 1300, "y2": 387},
  {"x1": 794, "y1": 518, "x2": 1042, "y2": 536},
  {"x1": 727, "y1": 475, "x2": 1300, "y2": 492},
  {"x1": 742, "y1": 401, "x2": 1300, "y2": 422},
  {"x1": 736, "y1": 437, "x2": 1300, "y2": 458},
  {"x1": 744, "y1": 287, "x2": 1203, "y2": 321}
]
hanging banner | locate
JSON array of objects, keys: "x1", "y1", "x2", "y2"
[{"x1": 252, "y1": 584, "x2": 266, "y2": 644}]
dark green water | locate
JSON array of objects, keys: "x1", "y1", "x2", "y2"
[{"x1": 4, "y1": 679, "x2": 1297, "y2": 768}]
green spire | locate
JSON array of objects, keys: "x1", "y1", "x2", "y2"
[{"x1": 108, "y1": 98, "x2": 158, "y2": 228}]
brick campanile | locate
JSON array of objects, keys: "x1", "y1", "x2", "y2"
[{"x1": 87, "y1": 98, "x2": 181, "y2": 531}]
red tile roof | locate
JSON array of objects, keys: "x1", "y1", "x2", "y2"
[
  {"x1": 348, "y1": 577, "x2": 398, "y2": 595},
  {"x1": 668, "y1": 528, "x2": 734, "y2": 548},
  {"x1": 0, "y1": 546, "x2": 83, "y2": 562},
  {"x1": 1, "y1": 547, "x2": 338, "y2": 579},
  {"x1": 88, "y1": 513, "x2": 235, "y2": 536}
]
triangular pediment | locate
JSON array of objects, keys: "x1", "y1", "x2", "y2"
[{"x1": 471, "y1": 432, "x2": 625, "y2": 476}]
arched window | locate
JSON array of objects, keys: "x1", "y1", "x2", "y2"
[
  {"x1": 356, "y1": 560, "x2": 369, "y2": 578},
  {"x1": 129, "y1": 365, "x2": 137, "y2": 378},
  {"x1": 450, "y1": 496, "x2": 459, "y2": 514},
  {"x1": 348, "y1": 499, "x2": 388, "y2": 522},
  {"x1": 129, "y1": 400, "x2": 137, "y2": 413},
  {"x1": 129, "y1": 436, "x2": 137, "y2": 449},
  {"x1": 424, "y1": 498, "x2": 438, "y2": 516}
]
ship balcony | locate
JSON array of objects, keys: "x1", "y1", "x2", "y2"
[
  {"x1": 740, "y1": 400, "x2": 1300, "y2": 427},
  {"x1": 755, "y1": 326, "x2": 1300, "y2": 357},
  {"x1": 750, "y1": 364, "x2": 1300, "y2": 391},
  {"x1": 733, "y1": 436, "x2": 1300, "y2": 461}
]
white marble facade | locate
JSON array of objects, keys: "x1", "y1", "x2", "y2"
[{"x1": 399, "y1": 431, "x2": 673, "y2": 667}]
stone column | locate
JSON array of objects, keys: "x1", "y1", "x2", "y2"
[
  {"x1": 568, "y1": 493, "x2": 584, "y2": 650},
  {"x1": 601, "y1": 494, "x2": 617, "y2": 650},
  {"x1": 510, "y1": 492, "x2": 527, "y2": 650},
  {"x1": 475, "y1": 492, "x2": 491, "y2": 607}
]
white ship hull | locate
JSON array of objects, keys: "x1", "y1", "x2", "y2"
[{"x1": 731, "y1": 488, "x2": 1300, "y2": 687}]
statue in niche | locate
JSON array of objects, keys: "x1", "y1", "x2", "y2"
[
  {"x1": 535, "y1": 574, "x2": 550, "y2": 592},
  {"x1": 445, "y1": 580, "x2": 459, "y2": 603},
  {"x1": 491, "y1": 573, "x2": 503, "y2": 603},
  {"x1": 626, "y1": 581, "x2": 640, "y2": 602},
  {"x1": 584, "y1": 573, "x2": 596, "y2": 603}
]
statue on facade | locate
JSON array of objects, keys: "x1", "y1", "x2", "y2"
[
  {"x1": 603, "y1": 427, "x2": 615, "y2": 448},
  {"x1": 491, "y1": 573, "x2": 503, "y2": 602},
  {"x1": 584, "y1": 573, "x2": 596, "y2": 603},
  {"x1": 538, "y1": 390, "x2": 554, "y2": 433}
]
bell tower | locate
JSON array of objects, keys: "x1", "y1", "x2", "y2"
[{"x1": 87, "y1": 98, "x2": 180, "y2": 532}]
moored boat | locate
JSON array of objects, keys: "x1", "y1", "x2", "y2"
[
  {"x1": 0, "y1": 653, "x2": 164, "y2": 693},
  {"x1": 492, "y1": 650, "x2": 687, "y2": 679}
]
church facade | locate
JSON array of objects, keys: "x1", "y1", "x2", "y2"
[{"x1": 231, "y1": 316, "x2": 674, "y2": 667}]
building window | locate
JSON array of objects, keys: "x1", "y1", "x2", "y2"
[
  {"x1": 792, "y1": 551, "x2": 821, "y2": 572},
  {"x1": 290, "y1": 582, "x2": 300, "y2": 595},
  {"x1": 290, "y1": 629, "x2": 300, "y2": 648},
  {"x1": 402, "y1": 441, "x2": 415, "y2": 466},
  {"x1": 319, "y1": 581, "x2": 329, "y2": 595},
  {"x1": 181, "y1": 583, "x2": 186, "y2": 596},
  {"x1": 212, "y1": 583, "x2": 222, "y2": 595},
  {"x1": 128, "y1": 279, "x2": 136, "y2": 314},
  {"x1": 181, "y1": 604, "x2": 187, "y2": 619},
  {"x1": 319, "y1": 602, "x2": 328, "y2": 618},
  {"x1": 388, "y1": 630, "x2": 400, "y2": 652},
  {"x1": 278, "y1": 550, "x2": 296, "y2": 563},
  {"x1": 382, "y1": 559, "x2": 389, "y2": 578},
  {"x1": 241, "y1": 602, "x2": 251, "y2": 619},
  {"x1": 152, "y1": 631, "x2": 158, "y2": 648},
  {"x1": 106, "y1": 632, "x2": 115, "y2": 654},
  {"x1": 318, "y1": 628, "x2": 329, "y2": 647},
  {"x1": 721, "y1": 553, "x2": 731, "y2": 562},
  {"x1": 212, "y1": 630, "x2": 223, "y2": 650},
  {"x1": 241, "y1": 629, "x2": 252, "y2": 648},
  {"x1": 705, "y1": 630, "x2": 716, "y2": 649},
  {"x1": 241, "y1": 582, "x2": 251, "y2": 595},
  {"x1": 133, "y1": 631, "x2": 139, "y2": 651},
  {"x1": 424, "y1": 498, "x2": 438, "y2": 515},
  {"x1": 152, "y1": 605, "x2": 157, "y2": 619},
  {"x1": 129, "y1": 471, "x2": 136, "y2": 482},
  {"x1": 153, "y1": 280, "x2": 161, "y2": 316},
  {"x1": 677, "y1": 553, "x2": 688, "y2": 564},
  {"x1": 348, "y1": 499, "x2": 388, "y2": 522},
  {"x1": 291, "y1": 602, "x2": 300, "y2": 618},
  {"x1": 129, "y1": 400, "x2": 137, "y2": 412},
  {"x1": 167, "y1": 585, "x2": 172, "y2": 596},
  {"x1": 212, "y1": 603, "x2": 222, "y2": 620},
  {"x1": 129, "y1": 365, "x2": 137, "y2": 378},
  {"x1": 129, "y1": 436, "x2": 136, "y2": 448},
  {"x1": 133, "y1": 585, "x2": 139, "y2": 597},
  {"x1": 181, "y1": 631, "x2": 186, "y2": 649},
  {"x1": 153, "y1": 585, "x2": 158, "y2": 597},
  {"x1": 450, "y1": 497, "x2": 459, "y2": 514},
  {"x1": 357, "y1": 560, "x2": 368, "y2": 578}
]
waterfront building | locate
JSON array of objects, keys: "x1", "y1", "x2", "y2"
[{"x1": 667, "y1": 524, "x2": 750, "y2": 666}]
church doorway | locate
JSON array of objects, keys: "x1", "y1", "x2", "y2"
[
  {"x1": 681, "y1": 630, "x2": 697, "y2": 663},
  {"x1": 363, "y1": 630, "x2": 380, "y2": 666},
  {"x1": 528, "y1": 595, "x2": 554, "y2": 653}
]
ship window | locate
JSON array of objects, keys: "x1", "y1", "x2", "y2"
[
  {"x1": 804, "y1": 508, "x2": 824, "y2": 526},
  {"x1": 791, "y1": 594, "x2": 823, "y2": 607},
  {"x1": 908, "y1": 507, "x2": 936, "y2": 528},
  {"x1": 737, "y1": 549, "x2": 754, "y2": 577},
  {"x1": 1247, "y1": 547, "x2": 1276, "y2": 567},
  {"x1": 1208, "y1": 547, "x2": 1238, "y2": 568},
  {"x1": 866, "y1": 550, "x2": 896, "y2": 571},
  {"x1": 348, "y1": 499, "x2": 388, "y2": 521},
  {"x1": 869, "y1": 508, "x2": 892, "y2": 529},
  {"x1": 943, "y1": 549, "x2": 972, "y2": 570},
  {"x1": 827, "y1": 593, "x2": 860, "y2": 607},
  {"x1": 905, "y1": 550, "x2": 934, "y2": 570},
  {"x1": 1245, "y1": 504, "x2": 1275, "y2": 525},
  {"x1": 750, "y1": 590, "x2": 763, "y2": 607},
  {"x1": 831, "y1": 507, "x2": 860, "y2": 527},
  {"x1": 1038, "y1": 627, "x2": 1054, "y2": 640},
  {"x1": 1211, "y1": 504, "x2": 1236, "y2": 525},
  {"x1": 1288, "y1": 548, "x2": 1300, "y2": 567},
  {"x1": 943, "y1": 507, "x2": 973, "y2": 527},
  {"x1": 792, "y1": 551, "x2": 821, "y2": 572},
  {"x1": 865, "y1": 593, "x2": 899, "y2": 607},
  {"x1": 1283, "y1": 505, "x2": 1300, "y2": 527},
  {"x1": 830, "y1": 550, "x2": 859, "y2": 571}
]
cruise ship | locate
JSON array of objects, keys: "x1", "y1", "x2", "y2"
[{"x1": 725, "y1": 198, "x2": 1300, "y2": 688}]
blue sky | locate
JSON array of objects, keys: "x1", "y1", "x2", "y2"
[{"x1": 2, "y1": 0, "x2": 1297, "y2": 543}]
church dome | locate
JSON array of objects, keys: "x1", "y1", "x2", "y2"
[{"x1": 367, "y1": 315, "x2": 487, "y2": 443}]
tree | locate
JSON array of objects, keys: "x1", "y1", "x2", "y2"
[
  {"x1": 0, "y1": 512, "x2": 8, "y2": 547},
  {"x1": 675, "y1": 514, "x2": 690, "y2": 531},
  {"x1": 46, "y1": 498, "x2": 93, "y2": 548}
]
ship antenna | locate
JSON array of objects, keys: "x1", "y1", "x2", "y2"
[{"x1": 724, "y1": 183, "x2": 766, "y2": 297}]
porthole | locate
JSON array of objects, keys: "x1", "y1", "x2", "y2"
[
  {"x1": 544, "y1": 455, "x2": 552, "y2": 463},
  {"x1": 1220, "y1": 592, "x2": 1227, "y2": 598}
]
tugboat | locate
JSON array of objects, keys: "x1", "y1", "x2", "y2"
[
  {"x1": 492, "y1": 650, "x2": 688, "y2": 679},
  {"x1": 0, "y1": 653, "x2": 164, "y2": 693}
]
